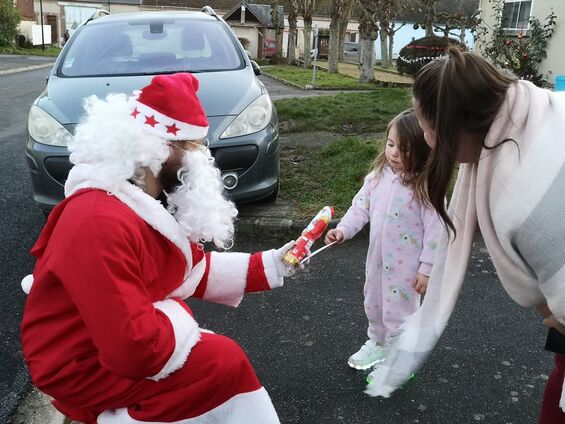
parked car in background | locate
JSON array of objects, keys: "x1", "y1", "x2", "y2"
[
  {"x1": 26, "y1": 7, "x2": 280, "y2": 215},
  {"x1": 343, "y1": 42, "x2": 359, "y2": 63}
]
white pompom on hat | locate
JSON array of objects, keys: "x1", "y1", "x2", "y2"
[{"x1": 129, "y1": 73, "x2": 209, "y2": 140}]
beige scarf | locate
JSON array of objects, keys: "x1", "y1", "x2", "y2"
[{"x1": 367, "y1": 80, "x2": 565, "y2": 410}]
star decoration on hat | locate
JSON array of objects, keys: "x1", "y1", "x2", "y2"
[
  {"x1": 145, "y1": 115, "x2": 159, "y2": 127},
  {"x1": 166, "y1": 123, "x2": 180, "y2": 136},
  {"x1": 131, "y1": 107, "x2": 140, "y2": 119}
]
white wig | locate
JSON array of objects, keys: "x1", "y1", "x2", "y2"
[{"x1": 69, "y1": 93, "x2": 171, "y2": 184}]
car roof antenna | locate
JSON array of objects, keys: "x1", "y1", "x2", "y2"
[
  {"x1": 201, "y1": 6, "x2": 218, "y2": 17},
  {"x1": 84, "y1": 9, "x2": 110, "y2": 25}
]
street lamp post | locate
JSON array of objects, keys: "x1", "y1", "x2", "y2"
[
  {"x1": 39, "y1": 0, "x2": 45, "y2": 50},
  {"x1": 311, "y1": 24, "x2": 319, "y2": 85}
]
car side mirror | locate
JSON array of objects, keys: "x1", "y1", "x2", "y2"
[{"x1": 250, "y1": 60, "x2": 261, "y2": 76}]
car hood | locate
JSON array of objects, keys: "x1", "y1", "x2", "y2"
[{"x1": 38, "y1": 69, "x2": 265, "y2": 125}]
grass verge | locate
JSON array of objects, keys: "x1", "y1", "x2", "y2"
[
  {"x1": 279, "y1": 135, "x2": 458, "y2": 220},
  {"x1": 0, "y1": 46, "x2": 61, "y2": 57},
  {"x1": 262, "y1": 64, "x2": 379, "y2": 90},
  {"x1": 274, "y1": 89, "x2": 412, "y2": 134},
  {"x1": 280, "y1": 136, "x2": 382, "y2": 218}
]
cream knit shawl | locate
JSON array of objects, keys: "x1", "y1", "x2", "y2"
[{"x1": 367, "y1": 80, "x2": 565, "y2": 409}]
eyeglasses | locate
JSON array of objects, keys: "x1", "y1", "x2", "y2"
[{"x1": 174, "y1": 138, "x2": 210, "y2": 151}]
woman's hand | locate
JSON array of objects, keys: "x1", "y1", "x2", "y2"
[
  {"x1": 412, "y1": 273, "x2": 429, "y2": 295},
  {"x1": 325, "y1": 229, "x2": 344, "y2": 244}
]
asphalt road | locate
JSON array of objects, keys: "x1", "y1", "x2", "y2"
[
  {"x1": 0, "y1": 67, "x2": 48, "y2": 422},
  {"x1": 0, "y1": 63, "x2": 555, "y2": 423}
]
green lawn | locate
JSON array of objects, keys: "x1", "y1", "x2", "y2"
[
  {"x1": 279, "y1": 135, "x2": 458, "y2": 219},
  {"x1": 279, "y1": 136, "x2": 382, "y2": 218},
  {"x1": 262, "y1": 64, "x2": 379, "y2": 90},
  {"x1": 274, "y1": 89, "x2": 457, "y2": 219},
  {"x1": 274, "y1": 89, "x2": 412, "y2": 134},
  {"x1": 0, "y1": 46, "x2": 61, "y2": 57}
]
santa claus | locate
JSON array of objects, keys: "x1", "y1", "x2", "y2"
[{"x1": 20, "y1": 73, "x2": 300, "y2": 423}]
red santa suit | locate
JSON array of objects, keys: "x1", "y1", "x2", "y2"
[{"x1": 20, "y1": 166, "x2": 286, "y2": 423}]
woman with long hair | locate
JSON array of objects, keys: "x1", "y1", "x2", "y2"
[{"x1": 367, "y1": 48, "x2": 565, "y2": 423}]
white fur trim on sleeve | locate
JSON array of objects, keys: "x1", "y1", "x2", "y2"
[
  {"x1": 21, "y1": 274, "x2": 34, "y2": 294},
  {"x1": 149, "y1": 299, "x2": 200, "y2": 381},
  {"x1": 205, "y1": 252, "x2": 250, "y2": 307},
  {"x1": 168, "y1": 257, "x2": 207, "y2": 299},
  {"x1": 261, "y1": 250, "x2": 284, "y2": 289}
]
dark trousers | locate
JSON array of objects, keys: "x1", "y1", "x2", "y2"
[{"x1": 539, "y1": 353, "x2": 565, "y2": 423}]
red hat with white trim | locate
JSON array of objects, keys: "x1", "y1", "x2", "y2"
[{"x1": 130, "y1": 73, "x2": 209, "y2": 140}]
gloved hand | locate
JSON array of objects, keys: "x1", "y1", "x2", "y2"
[{"x1": 273, "y1": 240, "x2": 308, "y2": 278}]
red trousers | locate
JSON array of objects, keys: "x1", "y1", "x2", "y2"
[
  {"x1": 539, "y1": 353, "x2": 565, "y2": 423},
  {"x1": 50, "y1": 333, "x2": 267, "y2": 423}
]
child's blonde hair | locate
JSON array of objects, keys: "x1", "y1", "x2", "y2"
[{"x1": 371, "y1": 108, "x2": 431, "y2": 204}]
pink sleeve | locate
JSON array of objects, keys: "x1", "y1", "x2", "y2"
[{"x1": 336, "y1": 174, "x2": 373, "y2": 240}]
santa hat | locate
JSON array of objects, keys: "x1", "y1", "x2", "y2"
[{"x1": 130, "y1": 73, "x2": 209, "y2": 140}]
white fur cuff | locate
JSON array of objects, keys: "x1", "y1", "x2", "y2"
[
  {"x1": 262, "y1": 250, "x2": 284, "y2": 289},
  {"x1": 150, "y1": 299, "x2": 200, "y2": 381}
]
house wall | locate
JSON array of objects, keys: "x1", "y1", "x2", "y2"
[
  {"x1": 29, "y1": 1, "x2": 142, "y2": 45},
  {"x1": 478, "y1": 0, "x2": 565, "y2": 85},
  {"x1": 230, "y1": 25, "x2": 260, "y2": 58}
]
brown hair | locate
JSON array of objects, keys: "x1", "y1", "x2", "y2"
[
  {"x1": 372, "y1": 108, "x2": 431, "y2": 204},
  {"x1": 413, "y1": 47, "x2": 516, "y2": 234}
]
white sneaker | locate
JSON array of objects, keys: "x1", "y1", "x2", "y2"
[{"x1": 347, "y1": 340, "x2": 386, "y2": 370}]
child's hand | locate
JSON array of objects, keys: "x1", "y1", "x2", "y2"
[
  {"x1": 325, "y1": 229, "x2": 344, "y2": 244},
  {"x1": 412, "y1": 273, "x2": 429, "y2": 294}
]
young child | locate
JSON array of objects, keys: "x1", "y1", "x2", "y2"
[{"x1": 325, "y1": 109, "x2": 443, "y2": 370}]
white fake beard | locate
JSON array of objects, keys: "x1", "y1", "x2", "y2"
[{"x1": 165, "y1": 150, "x2": 238, "y2": 250}]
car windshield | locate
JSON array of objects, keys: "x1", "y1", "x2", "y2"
[{"x1": 60, "y1": 18, "x2": 244, "y2": 77}]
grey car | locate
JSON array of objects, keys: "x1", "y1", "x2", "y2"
[
  {"x1": 26, "y1": 8, "x2": 280, "y2": 215},
  {"x1": 343, "y1": 42, "x2": 359, "y2": 63}
]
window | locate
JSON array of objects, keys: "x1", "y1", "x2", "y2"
[
  {"x1": 502, "y1": 0, "x2": 532, "y2": 30},
  {"x1": 60, "y1": 19, "x2": 244, "y2": 77}
]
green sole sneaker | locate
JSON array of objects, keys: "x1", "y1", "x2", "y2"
[{"x1": 366, "y1": 372, "x2": 415, "y2": 386}]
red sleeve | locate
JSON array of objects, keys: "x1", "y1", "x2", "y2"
[{"x1": 53, "y1": 210, "x2": 180, "y2": 379}]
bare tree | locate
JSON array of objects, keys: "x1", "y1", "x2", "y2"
[
  {"x1": 328, "y1": 0, "x2": 346, "y2": 73},
  {"x1": 422, "y1": 0, "x2": 438, "y2": 36},
  {"x1": 299, "y1": 0, "x2": 317, "y2": 68},
  {"x1": 358, "y1": 1, "x2": 379, "y2": 82},
  {"x1": 433, "y1": 0, "x2": 479, "y2": 44},
  {"x1": 376, "y1": 0, "x2": 395, "y2": 68},
  {"x1": 287, "y1": 0, "x2": 299, "y2": 64},
  {"x1": 380, "y1": 0, "x2": 406, "y2": 69},
  {"x1": 386, "y1": 20, "x2": 406, "y2": 68},
  {"x1": 271, "y1": 1, "x2": 284, "y2": 63},
  {"x1": 404, "y1": 0, "x2": 439, "y2": 36},
  {"x1": 338, "y1": 0, "x2": 357, "y2": 61}
]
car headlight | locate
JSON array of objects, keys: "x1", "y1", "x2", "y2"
[
  {"x1": 220, "y1": 94, "x2": 272, "y2": 139},
  {"x1": 28, "y1": 106, "x2": 72, "y2": 147}
]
